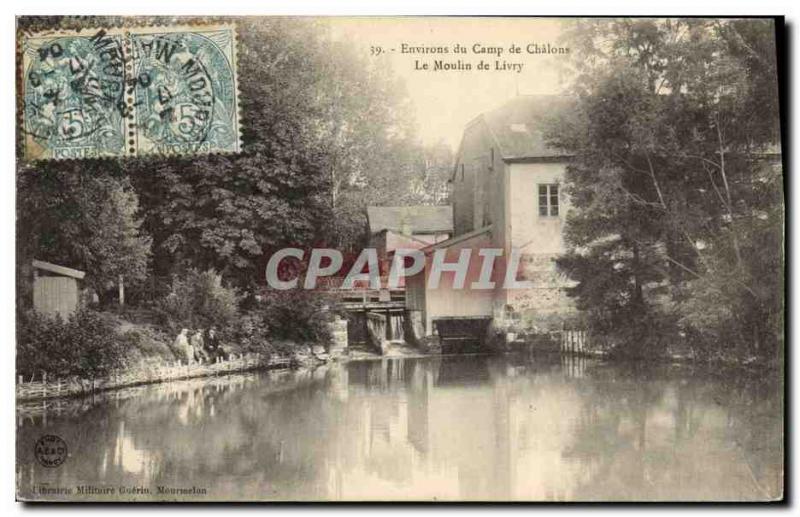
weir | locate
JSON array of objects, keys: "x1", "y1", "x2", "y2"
[
  {"x1": 323, "y1": 285, "x2": 415, "y2": 354},
  {"x1": 363, "y1": 310, "x2": 408, "y2": 354}
]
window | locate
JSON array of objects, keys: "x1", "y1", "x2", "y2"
[
  {"x1": 460, "y1": 163, "x2": 465, "y2": 181},
  {"x1": 538, "y1": 184, "x2": 559, "y2": 217}
]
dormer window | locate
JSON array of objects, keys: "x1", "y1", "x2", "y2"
[{"x1": 538, "y1": 184, "x2": 559, "y2": 217}]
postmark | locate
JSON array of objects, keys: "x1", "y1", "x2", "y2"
[
  {"x1": 34, "y1": 434, "x2": 68, "y2": 468},
  {"x1": 20, "y1": 24, "x2": 240, "y2": 160}
]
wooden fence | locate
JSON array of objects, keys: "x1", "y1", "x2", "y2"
[
  {"x1": 560, "y1": 330, "x2": 589, "y2": 355},
  {"x1": 16, "y1": 353, "x2": 293, "y2": 402}
]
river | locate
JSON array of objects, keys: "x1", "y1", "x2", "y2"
[{"x1": 16, "y1": 354, "x2": 783, "y2": 502}]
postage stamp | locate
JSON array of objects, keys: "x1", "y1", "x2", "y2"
[{"x1": 19, "y1": 24, "x2": 240, "y2": 160}]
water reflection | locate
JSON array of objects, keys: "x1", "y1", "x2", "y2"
[{"x1": 17, "y1": 355, "x2": 782, "y2": 501}]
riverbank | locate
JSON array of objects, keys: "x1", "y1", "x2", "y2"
[
  {"x1": 16, "y1": 335, "x2": 419, "y2": 404},
  {"x1": 16, "y1": 338, "x2": 777, "y2": 404},
  {"x1": 16, "y1": 360, "x2": 347, "y2": 423},
  {"x1": 15, "y1": 353, "x2": 300, "y2": 403}
]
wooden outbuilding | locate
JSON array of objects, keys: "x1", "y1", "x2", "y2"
[{"x1": 32, "y1": 260, "x2": 86, "y2": 320}]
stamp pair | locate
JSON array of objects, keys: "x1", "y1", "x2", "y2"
[{"x1": 20, "y1": 24, "x2": 240, "y2": 160}]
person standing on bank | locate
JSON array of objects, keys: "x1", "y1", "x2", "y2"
[
  {"x1": 174, "y1": 328, "x2": 192, "y2": 364},
  {"x1": 191, "y1": 329, "x2": 206, "y2": 363}
]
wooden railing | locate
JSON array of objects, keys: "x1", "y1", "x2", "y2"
[
  {"x1": 317, "y1": 277, "x2": 406, "y2": 310},
  {"x1": 16, "y1": 353, "x2": 292, "y2": 402}
]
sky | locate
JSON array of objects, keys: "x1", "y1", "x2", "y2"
[{"x1": 327, "y1": 17, "x2": 571, "y2": 150}]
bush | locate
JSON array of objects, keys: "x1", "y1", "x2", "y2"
[
  {"x1": 232, "y1": 311, "x2": 271, "y2": 355},
  {"x1": 230, "y1": 290, "x2": 335, "y2": 357},
  {"x1": 17, "y1": 309, "x2": 126, "y2": 380},
  {"x1": 152, "y1": 271, "x2": 335, "y2": 359},
  {"x1": 154, "y1": 269, "x2": 239, "y2": 334},
  {"x1": 118, "y1": 325, "x2": 180, "y2": 365},
  {"x1": 258, "y1": 289, "x2": 334, "y2": 346}
]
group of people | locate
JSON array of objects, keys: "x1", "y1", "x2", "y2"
[{"x1": 173, "y1": 327, "x2": 227, "y2": 365}]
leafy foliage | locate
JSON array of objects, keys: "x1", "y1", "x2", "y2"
[
  {"x1": 118, "y1": 325, "x2": 182, "y2": 364},
  {"x1": 155, "y1": 269, "x2": 240, "y2": 333},
  {"x1": 122, "y1": 18, "x2": 434, "y2": 288},
  {"x1": 17, "y1": 163, "x2": 152, "y2": 295},
  {"x1": 231, "y1": 290, "x2": 334, "y2": 357},
  {"x1": 19, "y1": 16, "x2": 438, "y2": 294},
  {"x1": 17, "y1": 309, "x2": 126, "y2": 379},
  {"x1": 256, "y1": 290, "x2": 334, "y2": 345},
  {"x1": 550, "y1": 19, "x2": 783, "y2": 360}
]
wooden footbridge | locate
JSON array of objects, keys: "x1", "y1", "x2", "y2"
[
  {"x1": 334, "y1": 288, "x2": 406, "y2": 312},
  {"x1": 317, "y1": 277, "x2": 406, "y2": 312},
  {"x1": 317, "y1": 279, "x2": 408, "y2": 350}
]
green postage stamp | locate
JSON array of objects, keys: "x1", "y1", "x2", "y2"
[{"x1": 20, "y1": 24, "x2": 241, "y2": 160}]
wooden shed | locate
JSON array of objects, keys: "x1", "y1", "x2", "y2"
[{"x1": 32, "y1": 260, "x2": 86, "y2": 320}]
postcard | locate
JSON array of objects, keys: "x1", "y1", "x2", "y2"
[{"x1": 15, "y1": 15, "x2": 785, "y2": 502}]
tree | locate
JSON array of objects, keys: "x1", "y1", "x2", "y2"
[
  {"x1": 126, "y1": 18, "x2": 427, "y2": 286},
  {"x1": 17, "y1": 161, "x2": 152, "y2": 297},
  {"x1": 309, "y1": 34, "x2": 423, "y2": 249},
  {"x1": 125, "y1": 19, "x2": 335, "y2": 289},
  {"x1": 406, "y1": 141, "x2": 454, "y2": 205},
  {"x1": 549, "y1": 19, "x2": 783, "y2": 359},
  {"x1": 18, "y1": 16, "x2": 435, "y2": 302},
  {"x1": 154, "y1": 269, "x2": 239, "y2": 333}
]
